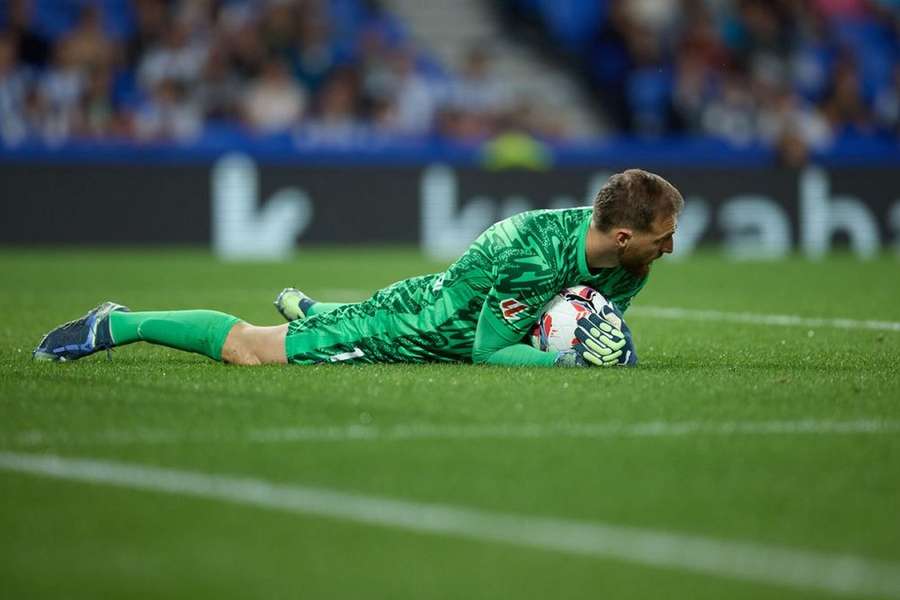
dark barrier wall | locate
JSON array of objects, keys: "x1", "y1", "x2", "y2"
[{"x1": 2, "y1": 155, "x2": 898, "y2": 260}]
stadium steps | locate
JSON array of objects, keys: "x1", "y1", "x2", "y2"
[{"x1": 382, "y1": 0, "x2": 603, "y2": 137}]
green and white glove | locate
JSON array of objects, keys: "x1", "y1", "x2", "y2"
[{"x1": 568, "y1": 313, "x2": 627, "y2": 366}]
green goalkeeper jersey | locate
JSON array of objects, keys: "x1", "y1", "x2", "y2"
[{"x1": 285, "y1": 207, "x2": 648, "y2": 366}]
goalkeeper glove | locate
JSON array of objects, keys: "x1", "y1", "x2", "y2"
[
  {"x1": 553, "y1": 313, "x2": 627, "y2": 367},
  {"x1": 575, "y1": 313, "x2": 626, "y2": 366}
]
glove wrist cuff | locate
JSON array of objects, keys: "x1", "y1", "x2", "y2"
[{"x1": 554, "y1": 350, "x2": 582, "y2": 367}]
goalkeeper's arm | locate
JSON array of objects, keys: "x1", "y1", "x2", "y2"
[
  {"x1": 470, "y1": 296, "x2": 628, "y2": 367},
  {"x1": 470, "y1": 300, "x2": 558, "y2": 366}
]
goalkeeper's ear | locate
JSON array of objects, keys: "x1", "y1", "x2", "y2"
[{"x1": 613, "y1": 228, "x2": 633, "y2": 248}]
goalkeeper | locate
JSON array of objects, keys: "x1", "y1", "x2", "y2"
[{"x1": 34, "y1": 169, "x2": 682, "y2": 368}]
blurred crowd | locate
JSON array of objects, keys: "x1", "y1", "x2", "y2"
[
  {"x1": 1, "y1": 0, "x2": 898, "y2": 156},
  {"x1": 0, "y1": 0, "x2": 553, "y2": 146},
  {"x1": 513, "y1": 0, "x2": 899, "y2": 162}
]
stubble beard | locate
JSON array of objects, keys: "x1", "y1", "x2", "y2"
[{"x1": 618, "y1": 245, "x2": 652, "y2": 277}]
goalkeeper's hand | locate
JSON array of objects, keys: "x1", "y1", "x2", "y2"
[{"x1": 554, "y1": 313, "x2": 626, "y2": 367}]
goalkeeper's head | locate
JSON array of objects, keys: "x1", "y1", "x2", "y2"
[{"x1": 592, "y1": 169, "x2": 684, "y2": 277}]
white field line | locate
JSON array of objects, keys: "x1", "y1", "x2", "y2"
[
  {"x1": 631, "y1": 306, "x2": 900, "y2": 333},
  {"x1": 1, "y1": 451, "x2": 899, "y2": 598},
  {"x1": 4, "y1": 418, "x2": 900, "y2": 447}
]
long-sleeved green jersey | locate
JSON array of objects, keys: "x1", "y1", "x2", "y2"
[{"x1": 285, "y1": 208, "x2": 647, "y2": 366}]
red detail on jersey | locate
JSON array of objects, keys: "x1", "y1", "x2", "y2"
[{"x1": 500, "y1": 298, "x2": 528, "y2": 320}]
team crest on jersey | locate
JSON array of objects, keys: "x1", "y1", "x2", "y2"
[{"x1": 500, "y1": 298, "x2": 528, "y2": 320}]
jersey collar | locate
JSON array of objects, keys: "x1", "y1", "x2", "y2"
[{"x1": 576, "y1": 210, "x2": 592, "y2": 279}]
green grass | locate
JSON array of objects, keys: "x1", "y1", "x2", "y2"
[{"x1": 1, "y1": 247, "x2": 899, "y2": 600}]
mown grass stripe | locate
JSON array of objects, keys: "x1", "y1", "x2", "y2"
[
  {"x1": 5, "y1": 419, "x2": 899, "y2": 447},
  {"x1": 1, "y1": 451, "x2": 899, "y2": 598}
]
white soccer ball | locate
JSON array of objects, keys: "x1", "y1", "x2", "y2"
[{"x1": 529, "y1": 286, "x2": 633, "y2": 363}]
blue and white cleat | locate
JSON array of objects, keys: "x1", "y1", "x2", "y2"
[
  {"x1": 274, "y1": 287, "x2": 316, "y2": 322},
  {"x1": 33, "y1": 301, "x2": 129, "y2": 362}
]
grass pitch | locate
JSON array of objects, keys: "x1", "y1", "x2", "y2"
[{"x1": 1, "y1": 248, "x2": 899, "y2": 599}]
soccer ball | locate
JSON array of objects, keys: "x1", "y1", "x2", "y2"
[{"x1": 529, "y1": 285, "x2": 637, "y2": 365}]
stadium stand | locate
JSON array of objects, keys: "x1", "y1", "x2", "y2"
[
  {"x1": 0, "y1": 0, "x2": 575, "y2": 146},
  {"x1": 0, "y1": 0, "x2": 897, "y2": 166},
  {"x1": 503, "y1": 0, "x2": 899, "y2": 164}
]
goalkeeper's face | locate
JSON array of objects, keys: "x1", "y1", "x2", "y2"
[{"x1": 618, "y1": 214, "x2": 676, "y2": 277}]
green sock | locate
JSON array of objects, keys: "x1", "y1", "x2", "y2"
[
  {"x1": 307, "y1": 302, "x2": 349, "y2": 316},
  {"x1": 109, "y1": 310, "x2": 241, "y2": 361}
]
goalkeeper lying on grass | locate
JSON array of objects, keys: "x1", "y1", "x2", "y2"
[{"x1": 34, "y1": 169, "x2": 681, "y2": 368}]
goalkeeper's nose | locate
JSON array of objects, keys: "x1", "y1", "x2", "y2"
[{"x1": 662, "y1": 237, "x2": 674, "y2": 255}]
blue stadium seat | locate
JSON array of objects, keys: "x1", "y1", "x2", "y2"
[
  {"x1": 31, "y1": 0, "x2": 132, "y2": 40},
  {"x1": 627, "y1": 67, "x2": 673, "y2": 135},
  {"x1": 537, "y1": 0, "x2": 607, "y2": 52}
]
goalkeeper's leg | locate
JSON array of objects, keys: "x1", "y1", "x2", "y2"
[
  {"x1": 33, "y1": 302, "x2": 287, "y2": 365},
  {"x1": 220, "y1": 322, "x2": 288, "y2": 365}
]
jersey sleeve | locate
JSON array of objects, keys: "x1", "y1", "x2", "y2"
[
  {"x1": 471, "y1": 299, "x2": 557, "y2": 366},
  {"x1": 470, "y1": 244, "x2": 561, "y2": 366}
]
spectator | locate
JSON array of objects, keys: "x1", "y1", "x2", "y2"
[
  {"x1": 126, "y1": 0, "x2": 168, "y2": 67},
  {"x1": 775, "y1": 126, "x2": 812, "y2": 168},
  {"x1": 223, "y1": 16, "x2": 267, "y2": 80},
  {"x1": 74, "y1": 66, "x2": 122, "y2": 139},
  {"x1": 502, "y1": 96, "x2": 565, "y2": 140},
  {"x1": 445, "y1": 46, "x2": 511, "y2": 119},
  {"x1": 370, "y1": 48, "x2": 436, "y2": 136},
  {"x1": 757, "y1": 88, "x2": 832, "y2": 150},
  {"x1": 672, "y1": 51, "x2": 717, "y2": 132},
  {"x1": 624, "y1": 22, "x2": 674, "y2": 137},
  {"x1": 241, "y1": 57, "x2": 307, "y2": 134},
  {"x1": 193, "y1": 43, "x2": 243, "y2": 121},
  {"x1": 133, "y1": 78, "x2": 202, "y2": 141},
  {"x1": 701, "y1": 72, "x2": 757, "y2": 146},
  {"x1": 137, "y1": 18, "x2": 208, "y2": 92},
  {"x1": 303, "y1": 68, "x2": 363, "y2": 144},
  {"x1": 5, "y1": 0, "x2": 50, "y2": 68},
  {"x1": 36, "y1": 44, "x2": 85, "y2": 142},
  {"x1": 288, "y1": 12, "x2": 337, "y2": 95},
  {"x1": 822, "y1": 57, "x2": 873, "y2": 135},
  {"x1": 671, "y1": 5, "x2": 730, "y2": 131},
  {"x1": 810, "y1": 0, "x2": 872, "y2": 21},
  {"x1": 0, "y1": 32, "x2": 30, "y2": 143},
  {"x1": 57, "y1": 5, "x2": 117, "y2": 73},
  {"x1": 359, "y1": 26, "x2": 394, "y2": 106},
  {"x1": 874, "y1": 64, "x2": 900, "y2": 134},
  {"x1": 259, "y1": 0, "x2": 299, "y2": 58}
]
